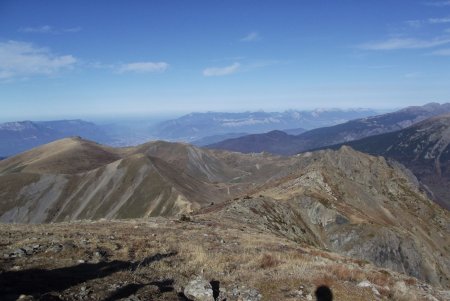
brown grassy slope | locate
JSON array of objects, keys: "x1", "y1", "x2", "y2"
[
  {"x1": 0, "y1": 137, "x2": 121, "y2": 175},
  {"x1": 1, "y1": 218, "x2": 449, "y2": 301}
]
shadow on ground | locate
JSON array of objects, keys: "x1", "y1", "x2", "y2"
[{"x1": 0, "y1": 252, "x2": 176, "y2": 301}]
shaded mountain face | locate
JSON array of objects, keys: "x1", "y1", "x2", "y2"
[
  {"x1": 208, "y1": 102, "x2": 450, "y2": 155},
  {"x1": 191, "y1": 132, "x2": 249, "y2": 146},
  {"x1": 0, "y1": 138, "x2": 449, "y2": 289},
  {"x1": 150, "y1": 109, "x2": 377, "y2": 141},
  {"x1": 0, "y1": 120, "x2": 113, "y2": 157},
  {"x1": 282, "y1": 127, "x2": 307, "y2": 135},
  {"x1": 324, "y1": 114, "x2": 450, "y2": 210},
  {"x1": 207, "y1": 130, "x2": 305, "y2": 154}
]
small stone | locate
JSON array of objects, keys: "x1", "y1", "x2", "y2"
[
  {"x1": 393, "y1": 281, "x2": 407, "y2": 295},
  {"x1": 371, "y1": 287, "x2": 380, "y2": 296},
  {"x1": 77, "y1": 259, "x2": 86, "y2": 264},
  {"x1": 12, "y1": 248, "x2": 26, "y2": 257},
  {"x1": 306, "y1": 293, "x2": 313, "y2": 300},
  {"x1": 357, "y1": 280, "x2": 373, "y2": 288}
]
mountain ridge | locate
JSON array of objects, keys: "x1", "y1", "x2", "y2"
[
  {"x1": 207, "y1": 102, "x2": 450, "y2": 155},
  {"x1": 151, "y1": 108, "x2": 378, "y2": 141},
  {"x1": 319, "y1": 113, "x2": 450, "y2": 210}
]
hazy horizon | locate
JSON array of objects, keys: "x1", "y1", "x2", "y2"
[{"x1": 0, "y1": 106, "x2": 398, "y2": 124}]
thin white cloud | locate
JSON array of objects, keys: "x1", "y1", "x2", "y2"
[
  {"x1": 424, "y1": 1, "x2": 450, "y2": 7},
  {"x1": 428, "y1": 17, "x2": 450, "y2": 24},
  {"x1": 430, "y1": 48, "x2": 450, "y2": 55},
  {"x1": 19, "y1": 25, "x2": 54, "y2": 33},
  {"x1": 117, "y1": 62, "x2": 169, "y2": 73},
  {"x1": 62, "y1": 27, "x2": 82, "y2": 33},
  {"x1": 405, "y1": 16, "x2": 450, "y2": 27},
  {"x1": 203, "y1": 62, "x2": 240, "y2": 77},
  {"x1": 19, "y1": 25, "x2": 82, "y2": 34},
  {"x1": 0, "y1": 40, "x2": 76, "y2": 80},
  {"x1": 359, "y1": 37, "x2": 450, "y2": 50},
  {"x1": 404, "y1": 72, "x2": 421, "y2": 78},
  {"x1": 241, "y1": 32, "x2": 261, "y2": 42},
  {"x1": 405, "y1": 20, "x2": 423, "y2": 28}
]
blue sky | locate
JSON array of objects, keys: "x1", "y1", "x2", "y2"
[{"x1": 0, "y1": 0, "x2": 450, "y2": 121}]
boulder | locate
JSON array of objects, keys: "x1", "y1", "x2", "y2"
[{"x1": 184, "y1": 276, "x2": 214, "y2": 301}]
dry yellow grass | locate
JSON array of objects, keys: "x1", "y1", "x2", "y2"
[{"x1": 0, "y1": 218, "x2": 446, "y2": 301}]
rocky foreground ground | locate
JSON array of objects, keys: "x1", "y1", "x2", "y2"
[{"x1": 1, "y1": 217, "x2": 448, "y2": 301}]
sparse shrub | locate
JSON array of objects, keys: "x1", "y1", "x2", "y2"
[
  {"x1": 313, "y1": 274, "x2": 334, "y2": 287},
  {"x1": 179, "y1": 214, "x2": 191, "y2": 222},
  {"x1": 367, "y1": 271, "x2": 392, "y2": 287},
  {"x1": 259, "y1": 253, "x2": 280, "y2": 269},
  {"x1": 404, "y1": 277, "x2": 417, "y2": 285},
  {"x1": 329, "y1": 265, "x2": 365, "y2": 282}
]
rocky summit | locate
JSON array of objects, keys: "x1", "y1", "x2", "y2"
[{"x1": 0, "y1": 137, "x2": 449, "y2": 300}]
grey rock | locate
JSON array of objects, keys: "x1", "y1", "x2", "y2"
[
  {"x1": 230, "y1": 286, "x2": 262, "y2": 301},
  {"x1": 184, "y1": 276, "x2": 214, "y2": 301},
  {"x1": 11, "y1": 248, "x2": 26, "y2": 258},
  {"x1": 46, "y1": 244, "x2": 63, "y2": 253}
]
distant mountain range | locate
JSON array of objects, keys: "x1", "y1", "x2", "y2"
[
  {"x1": 208, "y1": 102, "x2": 450, "y2": 155},
  {"x1": 0, "y1": 120, "x2": 113, "y2": 157},
  {"x1": 0, "y1": 108, "x2": 376, "y2": 157},
  {"x1": 324, "y1": 113, "x2": 450, "y2": 210},
  {"x1": 150, "y1": 108, "x2": 378, "y2": 141}
]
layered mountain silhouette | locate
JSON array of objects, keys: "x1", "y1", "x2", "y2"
[
  {"x1": 150, "y1": 109, "x2": 377, "y2": 141},
  {"x1": 323, "y1": 113, "x2": 450, "y2": 210},
  {"x1": 208, "y1": 102, "x2": 450, "y2": 155}
]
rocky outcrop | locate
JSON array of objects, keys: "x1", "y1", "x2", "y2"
[
  {"x1": 183, "y1": 276, "x2": 214, "y2": 301},
  {"x1": 206, "y1": 147, "x2": 450, "y2": 288}
]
